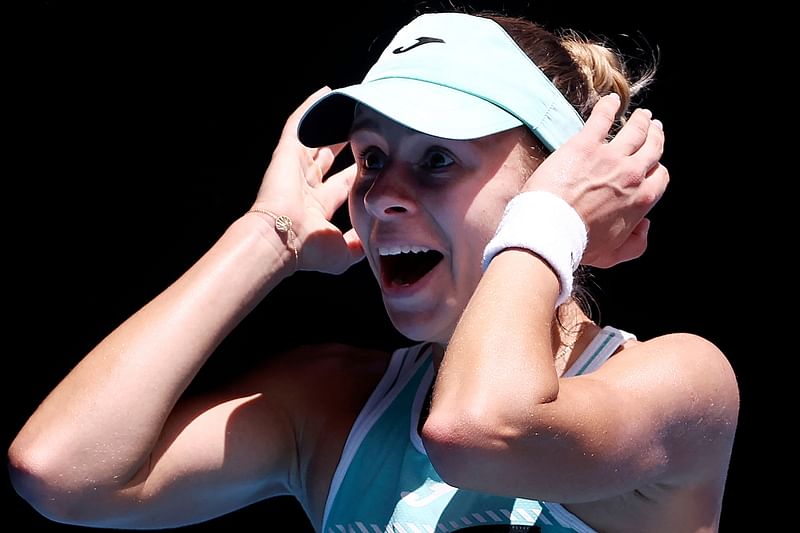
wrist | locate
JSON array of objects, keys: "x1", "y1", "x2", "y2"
[
  {"x1": 237, "y1": 211, "x2": 299, "y2": 276},
  {"x1": 244, "y1": 209, "x2": 300, "y2": 272},
  {"x1": 482, "y1": 191, "x2": 586, "y2": 306}
]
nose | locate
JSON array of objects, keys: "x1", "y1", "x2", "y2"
[{"x1": 363, "y1": 168, "x2": 417, "y2": 220}]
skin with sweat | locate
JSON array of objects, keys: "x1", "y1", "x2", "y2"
[{"x1": 7, "y1": 90, "x2": 738, "y2": 533}]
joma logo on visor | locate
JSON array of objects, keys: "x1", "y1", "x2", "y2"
[{"x1": 393, "y1": 36, "x2": 445, "y2": 54}]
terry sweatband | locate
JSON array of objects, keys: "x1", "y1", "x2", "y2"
[{"x1": 482, "y1": 191, "x2": 587, "y2": 306}]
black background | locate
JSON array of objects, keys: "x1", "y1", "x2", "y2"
[{"x1": 6, "y1": 1, "x2": 759, "y2": 531}]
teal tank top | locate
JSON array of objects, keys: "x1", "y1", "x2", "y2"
[{"x1": 322, "y1": 326, "x2": 633, "y2": 533}]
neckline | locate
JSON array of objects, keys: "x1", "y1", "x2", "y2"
[{"x1": 410, "y1": 348, "x2": 436, "y2": 455}]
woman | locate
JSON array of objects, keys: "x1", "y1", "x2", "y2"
[{"x1": 9, "y1": 11, "x2": 738, "y2": 533}]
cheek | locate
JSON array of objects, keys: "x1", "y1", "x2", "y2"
[
  {"x1": 463, "y1": 188, "x2": 512, "y2": 243},
  {"x1": 442, "y1": 197, "x2": 501, "y2": 276},
  {"x1": 452, "y1": 184, "x2": 518, "y2": 273},
  {"x1": 458, "y1": 210, "x2": 498, "y2": 274}
]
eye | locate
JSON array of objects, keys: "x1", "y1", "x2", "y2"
[
  {"x1": 422, "y1": 149, "x2": 454, "y2": 170},
  {"x1": 358, "y1": 147, "x2": 385, "y2": 171}
]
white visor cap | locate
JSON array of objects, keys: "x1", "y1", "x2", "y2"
[{"x1": 297, "y1": 12, "x2": 585, "y2": 152}]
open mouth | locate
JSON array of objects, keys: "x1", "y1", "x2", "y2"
[{"x1": 379, "y1": 245, "x2": 444, "y2": 288}]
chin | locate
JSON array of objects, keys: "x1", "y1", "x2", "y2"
[{"x1": 385, "y1": 308, "x2": 453, "y2": 344}]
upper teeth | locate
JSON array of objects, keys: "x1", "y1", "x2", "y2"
[{"x1": 378, "y1": 245, "x2": 431, "y2": 256}]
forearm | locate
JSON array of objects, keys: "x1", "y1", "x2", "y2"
[
  {"x1": 428, "y1": 249, "x2": 561, "y2": 441},
  {"x1": 10, "y1": 214, "x2": 292, "y2": 489}
]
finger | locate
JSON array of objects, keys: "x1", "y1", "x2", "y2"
[
  {"x1": 613, "y1": 218, "x2": 650, "y2": 263},
  {"x1": 300, "y1": 148, "x2": 325, "y2": 186},
  {"x1": 592, "y1": 218, "x2": 650, "y2": 268},
  {"x1": 282, "y1": 86, "x2": 332, "y2": 138},
  {"x1": 314, "y1": 141, "x2": 350, "y2": 177},
  {"x1": 635, "y1": 163, "x2": 669, "y2": 212},
  {"x1": 326, "y1": 228, "x2": 366, "y2": 275},
  {"x1": 609, "y1": 108, "x2": 653, "y2": 156},
  {"x1": 318, "y1": 163, "x2": 357, "y2": 219},
  {"x1": 304, "y1": 140, "x2": 349, "y2": 186},
  {"x1": 629, "y1": 217, "x2": 650, "y2": 244},
  {"x1": 342, "y1": 228, "x2": 366, "y2": 265},
  {"x1": 578, "y1": 93, "x2": 622, "y2": 144},
  {"x1": 628, "y1": 117, "x2": 664, "y2": 174}
]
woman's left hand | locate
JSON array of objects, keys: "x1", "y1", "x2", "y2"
[{"x1": 522, "y1": 93, "x2": 669, "y2": 268}]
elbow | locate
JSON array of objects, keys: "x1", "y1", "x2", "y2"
[
  {"x1": 421, "y1": 375, "x2": 560, "y2": 488},
  {"x1": 421, "y1": 404, "x2": 519, "y2": 489},
  {"x1": 8, "y1": 439, "x2": 93, "y2": 525},
  {"x1": 9, "y1": 445, "x2": 61, "y2": 522},
  {"x1": 419, "y1": 419, "x2": 470, "y2": 487}
]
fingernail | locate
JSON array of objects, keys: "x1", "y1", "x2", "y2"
[
  {"x1": 607, "y1": 92, "x2": 620, "y2": 100},
  {"x1": 652, "y1": 119, "x2": 663, "y2": 130},
  {"x1": 640, "y1": 108, "x2": 653, "y2": 119}
]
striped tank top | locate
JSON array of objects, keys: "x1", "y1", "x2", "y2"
[{"x1": 323, "y1": 325, "x2": 634, "y2": 533}]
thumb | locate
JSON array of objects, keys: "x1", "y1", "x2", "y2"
[
  {"x1": 580, "y1": 93, "x2": 621, "y2": 144},
  {"x1": 340, "y1": 228, "x2": 366, "y2": 271}
]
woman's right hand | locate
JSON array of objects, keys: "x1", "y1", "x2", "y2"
[
  {"x1": 249, "y1": 87, "x2": 365, "y2": 274},
  {"x1": 8, "y1": 87, "x2": 367, "y2": 529}
]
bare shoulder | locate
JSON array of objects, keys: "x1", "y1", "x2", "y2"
[
  {"x1": 600, "y1": 331, "x2": 740, "y2": 482},
  {"x1": 238, "y1": 342, "x2": 393, "y2": 409},
  {"x1": 560, "y1": 332, "x2": 741, "y2": 529},
  {"x1": 210, "y1": 342, "x2": 393, "y2": 442},
  {"x1": 614, "y1": 332, "x2": 739, "y2": 404}
]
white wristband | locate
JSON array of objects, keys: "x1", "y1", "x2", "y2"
[{"x1": 482, "y1": 191, "x2": 587, "y2": 306}]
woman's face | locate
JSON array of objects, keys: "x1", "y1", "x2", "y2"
[{"x1": 348, "y1": 106, "x2": 540, "y2": 343}]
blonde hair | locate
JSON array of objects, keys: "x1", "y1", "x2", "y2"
[
  {"x1": 560, "y1": 30, "x2": 656, "y2": 127},
  {"x1": 487, "y1": 14, "x2": 657, "y2": 134}
]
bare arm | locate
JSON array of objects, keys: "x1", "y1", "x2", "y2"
[
  {"x1": 423, "y1": 95, "x2": 739, "y2": 502},
  {"x1": 9, "y1": 216, "x2": 290, "y2": 525},
  {"x1": 426, "y1": 250, "x2": 739, "y2": 502},
  {"x1": 8, "y1": 87, "x2": 363, "y2": 527}
]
